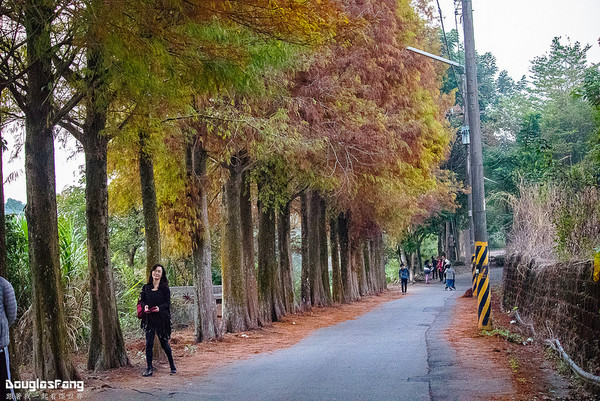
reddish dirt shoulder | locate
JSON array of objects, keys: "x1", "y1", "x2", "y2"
[{"x1": 447, "y1": 285, "x2": 583, "y2": 400}]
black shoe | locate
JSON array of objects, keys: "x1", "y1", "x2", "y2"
[
  {"x1": 142, "y1": 368, "x2": 153, "y2": 377},
  {"x1": 170, "y1": 367, "x2": 177, "y2": 374}
]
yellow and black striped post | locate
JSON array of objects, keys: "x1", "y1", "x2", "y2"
[
  {"x1": 471, "y1": 252, "x2": 477, "y2": 296},
  {"x1": 475, "y1": 241, "x2": 492, "y2": 329}
]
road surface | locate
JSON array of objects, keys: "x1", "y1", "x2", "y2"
[{"x1": 94, "y1": 268, "x2": 504, "y2": 400}]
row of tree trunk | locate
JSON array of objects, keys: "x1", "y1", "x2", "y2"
[{"x1": 200, "y1": 154, "x2": 388, "y2": 340}]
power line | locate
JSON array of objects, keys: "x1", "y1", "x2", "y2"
[
  {"x1": 454, "y1": 0, "x2": 462, "y2": 34},
  {"x1": 436, "y1": 0, "x2": 452, "y2": 59},
  {"x1": 436, "y1": 0, "x2": 462, "y2": 107}
]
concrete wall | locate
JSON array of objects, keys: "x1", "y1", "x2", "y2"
[
  {"x1": 502, "y1": 255, "x2": 600, "y2": 375},
  {"x1": 169, "y1": 285, "x2": 222, "y2": 328}
]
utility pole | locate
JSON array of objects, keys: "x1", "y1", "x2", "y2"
[
  {"x1": 461, "y1": 77, "x2": 476, "y2": 296},
  {"x1": 461, "y1": 0, "x2": 491, "y2": 329}
]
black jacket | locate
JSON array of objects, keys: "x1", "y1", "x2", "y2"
[{"x1": 140, "y1": 284, "x2": 172, "y2": 339}]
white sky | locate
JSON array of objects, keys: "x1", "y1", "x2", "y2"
[
  {"x1": 3, "y1": 0, "x2": 600, "y2": 204},
  {"x1": 438, "y1": 0, "x2": 600, "y2": 79}
]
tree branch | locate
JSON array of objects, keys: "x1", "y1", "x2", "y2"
[
  {"x1": 58, "y1": 119, "x2": 84, "y2": 143},
  {"x1": 51, "y1": 90, "x2": 87, "y2": 127}
]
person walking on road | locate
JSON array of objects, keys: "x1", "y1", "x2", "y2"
[
  {"x1": 399, "y1": 263, "x2": 410, "y2": 294},
  {"x1": 431, "y1": 255, "x2": 438, "y2": 280},
  {"x1": 437, "y1": 256, "x2": 444, "y2": 282},
  {"x1": 423, "y1": 260, "x2": 431, "y2": 284},
  {"x1": 445, "y1": 265, "x2": 456, "y2": 291},
  {"x1": 441, "y1": 253, "x2": 451, "y2": 283},
  {"x1": 140, "y1": 264, "x2": 177, "y2": 377}
]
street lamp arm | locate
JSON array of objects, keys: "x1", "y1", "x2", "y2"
[{"x1": 406, "y1": 47, "x2": 464, "y2": 70}]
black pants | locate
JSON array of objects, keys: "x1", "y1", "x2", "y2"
[
  {"x1": 1, "y1": 347, "x2": 15, "y2": 400},
  {"x1": 401, "y1": 278, "x2": 408, "y2": 293},
  {"x1": 145, "y1": 329, "x2": 175, "y2": 370}
]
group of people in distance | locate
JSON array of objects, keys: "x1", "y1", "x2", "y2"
[{"x1": 398, "y1": 252, "x2": 456, "y2": 294}]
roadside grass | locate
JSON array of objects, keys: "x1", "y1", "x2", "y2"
[{"x1": 479, "y1": 328, "x2": 525, "y2": 344}]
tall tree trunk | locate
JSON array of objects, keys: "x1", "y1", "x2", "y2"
[
  {"x1": 307, "y1": 191, "x2": 325, "y2": 307},
  {"x1": 329, "y1": 218, "x2": 342, "y2": 304},
  {"x1": 355, "y1": 241, "x2": 368, "y2": 296},
  {"x1": 187, "y1": 141, "x2": 220, "y2": 342},
  {"x1": 317, "y1": 195, "x2": 331, "y2": 305},
  {"x1": 127, "y1": 246, "x2": 138, "y2": 269},
  {"x1": 257, "y1": 181, "x2": 284, "y2": 323},
  {"x1": 363, "y1": 240, "x2": 374, "y2": 294},
  {"x1": 373, "y1": 231, "x2": 386, "y2": 293},
  {"x1": 240, "y1": 171, "x2": 259, "y2": 328},
  {"x1": 278, "y1": 201, "x2": 295, "y2": 313},
  {"x1": 444, "y1": 221, "x2": 450, "y2": 260},
  {"x1": 410, "y1": 252, "x2": 417, "y2": 281},
  {"x1": 139, "y1": 130, "x2": 161, "y2": 276},
  {"x1": 221, "y1": 155, "x2": 251, "y2": 332},
  {"x1": 25, "y1": 0, "x2": 78, "y2": 379},
  {"x1": 400, "y1": 248, "x2": 408, "y2": 268},
  {"x1": 337, "y1": 213, "x2": 354, "y2": 302},
  {"x1": 437, "y1": 226, "x2": 443, "y2": 256},
  {"x1": 300, "y1": 192, "x2": 311, "y2": 309},
  {"x1": 83, "y1": 54, "x2": 129, "y2": 369},
  {"x1": 452, "y1": 216, "x2": 460, "y2": 262},
  {"x1": 138, "y1": 129, "x2": 162, "y2": 359},
  {"x1": 416, "y1": 235, "x2": 423, "y2": 279}
]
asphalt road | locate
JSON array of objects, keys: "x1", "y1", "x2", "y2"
[{"x1": 94, "y1": 267, "x2": 504, "y2": 401}]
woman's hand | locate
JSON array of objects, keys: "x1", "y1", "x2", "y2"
[{"x1": 151, "y1": 306, "x2": 159, "y2": 312}]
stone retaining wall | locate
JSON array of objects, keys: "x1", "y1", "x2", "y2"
[
  {"x1": 502, "y1": 255, "x2": 600, "y2": 375},
  {"x1": 169, "y1": 285, "x2": 222, "y2": 328}
]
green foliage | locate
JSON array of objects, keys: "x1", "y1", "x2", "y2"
[
  {"x1": 109, "y1": 208, "x2": 145, "y2": 270},
  {"x1": 514, "y1": 113, "x2": 555, "y2": 183},
  {"x1": 420, "y1": 235, "x2": 439, "y2": 262},
  {"x1": 5, "y1": 205, "x2": 90, "y2": 347},
  {"x1": 5, "y1": 214, "x2": 30, "y2": 316},
  {"x1": 55, "y1": 212, "x2": 89, "y2": 348},
  {"x1": 552, "y1": 183, "x2": 600, "y2": 260},
  {"x1": 539, "y1": 95, "x2": 596, "y2": 165},
  {"x1": 580, "y1": 65, "x2": 600, "y2": 109},
  {"x1": 252, "y1": 155, "x2": 293, "y2": 214},
  {"x1": 211, "y1": 227, "x2": 222, "y2": 285},
  {"x1": 114, "y1": 262, "x2": 144, "y2": 334},
  {"x1": 529, "y1": 37, "x2": 591, "y2": 102},
  {"x1": 5, "y1": 201, "x2": 91, "y2": 347},
  {"x1": 385, "y1": 258, "x2": 400, "y2": 283},
  {"x1": 57, "y1": 216, "x2": 87, "y2": 285},
  {"x1": 480, "y1": 328, "x2": 524, "y2": 344},
  {"x1": 476, "y1": 37, "x2": 600, "y2": 251},
  {"x1": 57, "y1": 185, "x2": 87, "y2": 233}
]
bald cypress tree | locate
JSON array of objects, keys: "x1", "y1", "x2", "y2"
[{"x1": 22, "y1": 0, "x2": 78, "y2": 380}]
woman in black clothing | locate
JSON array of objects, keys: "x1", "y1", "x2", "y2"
[{"x1": 140, "y1": 263, "x2": 176, "y2": 376}]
